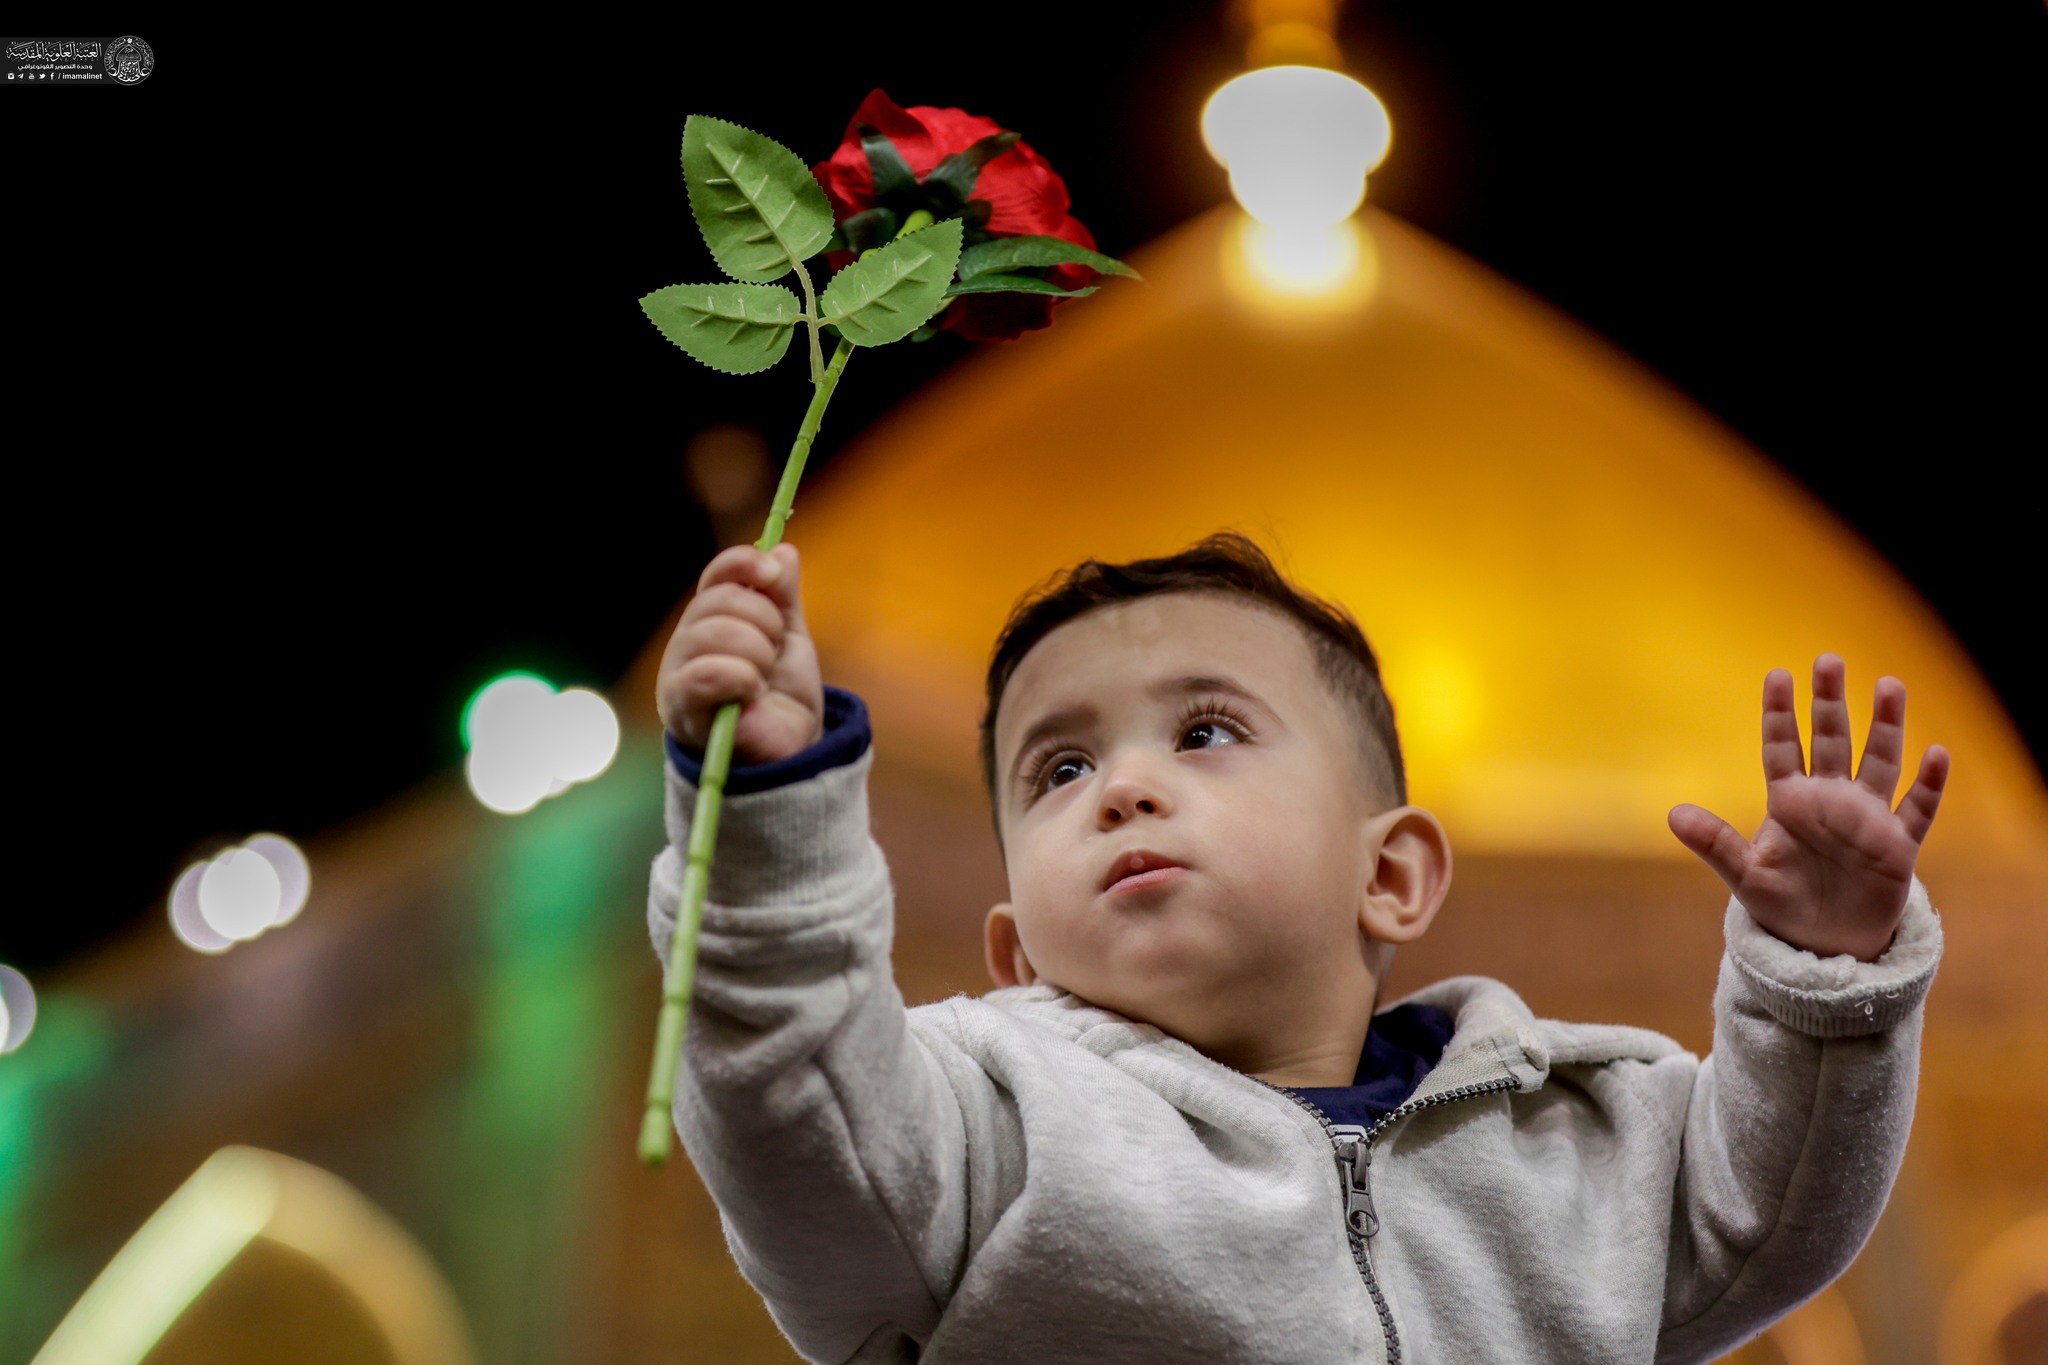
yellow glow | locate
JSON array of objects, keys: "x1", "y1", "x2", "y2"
[
  {"x1": 1233, "y1": 216, "x2": 1374, "y2": 299},
  {"x1": 31, "y1": 1147, "x2": 276, "y2": 1365},
  {"x1": 775, "y1": 204, "x2": 2048, "y2": 866},
  {"x1": 1761, "y1": 1285, "x2": 1867, "y2": 1365},
  {"x1": 32, "y1": 1147, "x2": 477, "y2": 1365},
  {"x1": 1202, "y1": 66, "x2": 1391, "y2": 228},
  {"x1": 1941, "y1": 1210, "x2": 2048, "y2": 1365}
]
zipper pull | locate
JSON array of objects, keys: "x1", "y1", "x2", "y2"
[{"x1": 1335, "y1": 1137, "x2": 1380, "y2": 1240}]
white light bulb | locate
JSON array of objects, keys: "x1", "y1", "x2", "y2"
[
  {"x1": 1, "y1": 964, "x2": 39, "y2": 1053},
  {"x1": 1202, "y1": 66, "x2": 1391, "y2": 229},
  {"x1": 549, "y1": 688, "x2": 620, "y2": 784},
  {"x1": 197, "y1": 848, "x2": 284, "y2": 942}
]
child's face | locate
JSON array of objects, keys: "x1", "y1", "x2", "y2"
[{"x1": 989, "y1": 592, "x2": 1389, "y2": 1055}]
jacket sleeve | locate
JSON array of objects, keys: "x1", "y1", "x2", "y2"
[
  {"x1": 1655, "y1": 881, "x2": 1943, "y2": 1363},
  {"x1": 648, "y1": 747, "x2": 972, "y2": 1362}
]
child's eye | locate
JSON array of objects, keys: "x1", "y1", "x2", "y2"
[
  {"x1": 1178, "y1": 720, "x2": 1242, "y2": 751},
  {"x1": 1040, "y1": 754, "x2": 1093, "y2": 792}
]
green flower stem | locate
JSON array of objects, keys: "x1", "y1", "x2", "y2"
[
  {"x1": 640, "y1": 331, "x2": 857, "y2": 1166},
  {"x1": 791, "y1": 258, "x2": 824, "y2": 384}
]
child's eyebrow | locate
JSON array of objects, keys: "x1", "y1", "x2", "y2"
[
  {"x1": 1005, "y1": 674, "x2": 1275, "y2": 788},
  {"x1": 1152, "y1": 673, "x2": 1269, "y2": 714}
]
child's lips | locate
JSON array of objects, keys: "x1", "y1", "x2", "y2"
[{"x1": 1102, "y1": 850, "x2": 1188, "y2": 895}]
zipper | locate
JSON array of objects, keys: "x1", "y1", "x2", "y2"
[{"x1": 1256, "y1": 1075, "x2": 1520, "y2": 1364}]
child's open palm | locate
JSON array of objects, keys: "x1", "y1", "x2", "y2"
[{"x1": 1669, "y1": 654, "x2": 1949, "y2": 962}]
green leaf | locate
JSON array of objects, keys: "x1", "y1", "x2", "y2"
[
  {"x1": 639, "y1": 282, "x2": 800, "y2": 374},
  {"x1": 820, "y1": 218, "x2": 965, "y2": 346},
  {"x1": 683, "y1": 115, "x2": 835, "y2": 284},
  {"x1": 958, "y1": 235, "x2": 1142, "y2": 281},
  {"x1": 857, "y1": 124, "x2": 918, "y2": 201},
  {"x1": 944, "y1": 272, "x2": 1099, "y2": 299},
  {"x1": 923, "y1": 131, "x2": 1020, "y2": 205},
  {"x1": 911, "y1": 323, "x2": 943, "y2": 343}
]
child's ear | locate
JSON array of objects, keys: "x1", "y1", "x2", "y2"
[
  {"x1": 1358, "y1": 807, "x2": 1453, "y2": 945},
  {"x1": 983, "y1": 904, "x2": 1038, "y2": 989}
]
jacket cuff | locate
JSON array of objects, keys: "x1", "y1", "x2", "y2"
[
  {"x1": 661, "y1": 737, "x2": 877, "y2": 912},
  {"x1": 665, "y1": 685, "x2": 871, "y2": 795},
  {"x1": 1725, "y1": 879, "x2": 1943, "y2": 1038}
]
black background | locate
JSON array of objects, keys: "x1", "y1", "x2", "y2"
[{"x1": 8, "y1": 7, "x2": 2042, "y2": 971}]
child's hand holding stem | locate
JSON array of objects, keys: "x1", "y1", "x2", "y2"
[
  {"x1": 658, "y1": 543, "x2": 824, "y2": 764},
  {"x1": 1669, "y1": 653, "x2": 1950, "y2": 962}
]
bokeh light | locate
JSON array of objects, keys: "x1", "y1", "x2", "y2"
[
  {"x1": 1202, "y1": 65, "x2": 1391, "y2": 229},
  {"x1": 169, "y1": 835, "x2": 313, "y2": 954},
  {"x1": 1, "y1": 963, "x2": 37, "y2": 1053},
  {"x1": 242, "y1": 834, "x2": 312, "y2": 926},
  {"x1": 549, "y1": 688, "x2": 621, "y2": 783},
  {"x1": 462, "y1": 674, "x2": 622, "y2": 815},
  {"x1": 198, "y1": 849, "x2": 283, "y2": 941},
  {"x1": 169, "y1": 861, "x2": 233, "y2": 954}
]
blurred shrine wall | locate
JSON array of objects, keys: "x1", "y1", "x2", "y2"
[{"x1": 7, "y1": 206, "x2": 2044, "y2": 1365}]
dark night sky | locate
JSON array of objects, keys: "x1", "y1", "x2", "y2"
[{"x1": 9, "y1": 7, "x2": 2042, "y2": 972}]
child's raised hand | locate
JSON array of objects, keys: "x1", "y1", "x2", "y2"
[
  {"x1": 1668, "y1": 655, "x2": 1949, "y2": 962},
  {"x1": 658, "y1": 543, "x2": 825, "y2": 765}
]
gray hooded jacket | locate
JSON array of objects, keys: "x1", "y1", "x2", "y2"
[{"x1": 649, "y1": 748, "x2": 1941, "y2": 1363}]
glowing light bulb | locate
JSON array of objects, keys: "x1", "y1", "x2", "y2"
[
  {"x1": 2, "y1": 964, "x2": 39, "y2": 1053},
  {"x1": 197, "y1": 848, "x2": 284, "y2": 941},
  {"x1": 1202, "y1": 65, "x2": 1391, "y2": 229}
]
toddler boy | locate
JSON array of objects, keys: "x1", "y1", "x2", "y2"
[{"x1": 650, "y1": 532, "x2": 1947, "y2": 1363}]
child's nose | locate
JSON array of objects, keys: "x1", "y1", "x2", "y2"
[{"x1": 1097, "y1": 761, "x2": 1172, "y2": 828}]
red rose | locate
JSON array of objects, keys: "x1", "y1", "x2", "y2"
[{"x1": 813, "y1": 89, "x2": 1099, "y2": 342}]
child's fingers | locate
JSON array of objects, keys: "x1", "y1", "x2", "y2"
[
  {"x1": 659, "y1": 655, "x2": 767, "y2": 743},
  {"x1": 1668, "y1": 803, "x2": 1751, "y2": 891},
  {"x1": 695, "y1": 543, "x2": 788, "y2": 598},
  {"x1": 1896, "y1": 745, "x2": 1950, "y2": 846},
  {"x1": 692, "y1": 543, "x2": 807, "y2": 631},
  {"x1": 681, "y1": 612, "x2": 780, "y2": 678},
  {"x1": 1854, "y1": 676, "x2": 1907, "y2": 803},
  {"x1": 1761, "y1": 668, "x2": 1805, "y2": 784},
  {"x1": 1808, "y1": 654, "x2": 1854, "y2": 779},
  {"x1": 678, "y1": 581, "x2": 786, "y2": 646},
  {"x1": 753, "y1": 543, "x2": 808, "y2": 628}
]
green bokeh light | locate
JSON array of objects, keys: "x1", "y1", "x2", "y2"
[{"x1": 459, "y1": 671, "x2": 554, "y2": 752}]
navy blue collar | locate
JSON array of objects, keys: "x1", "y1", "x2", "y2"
[{"x1": 1283, "y1": 1001, "x2": 1456, "y2": 1129}]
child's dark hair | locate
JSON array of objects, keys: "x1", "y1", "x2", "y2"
[{"x1": 979, "y1": 532, "x2": 1406, "y2": 824}]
